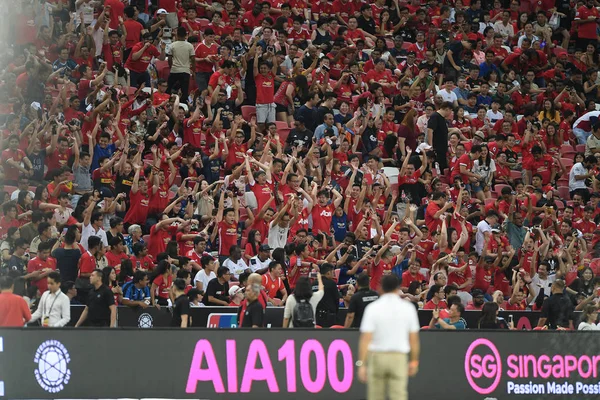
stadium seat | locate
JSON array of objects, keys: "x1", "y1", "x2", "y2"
[
  {"x1": 275, "y1": 120, "x2": 288, "y2": 130},
  {"x1": 494, "y1": 184, "x2": 510, "y2": 197},
  {"x1": 485, "y1": 198, "x2": 496, "y2": 206},
  {"x1": 278, "y1": 128, "x2": 291, "y2": 143},
  {"x1": 560, "y1": 144, "x2": 574, "y2": 155},
  {"x1": 330, "y1": 325, "x2": 345, "y2": 329},
  {"x1": 198, "y1": 18, "x2": 210, "y2": 29},
  {"x1": 576, "y1": 144, "x2": 586, "y2": 153},
  {"x1": 510, "y1": 170, "x2": 522, "y2": 180},
  {"x1": 557, "y1": 186, "x2": 570, "y2": 200},
  {"x1": 334, "y1": 268, "x2": 340, "y2": 282},
  {"x1": 590, "y1": 258, "x2": 600, "y2": 275},
  {"x1": 241, "y1": 105, "x2": 256, "y2": 121},
  {"x1": 560, "y1": 158, "x2": 574, "y2": 170}
]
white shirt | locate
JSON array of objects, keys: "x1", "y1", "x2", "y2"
[
  {"x1": 529, "y1": 273, "x2": 556, "y2": 304},
  {"x1": 493, "y1": 21, "x2": 514, "y2": 38},
  {"x1": 81, "y1": 222, "x2": 108, "y2": 251},
  {"x1": 437, "y1": 89, "x2": 458, "y2": 104},
  {"x1": 249, "y1": 255, "x2": 271, "y2": 273},
  {"x1": 486, "y1": 109, "x2": 504, "y2": 124},
  {"x1": 29, "y1": 289, "x2": 71, "y2": 327},
  {"x1": 360, "y1": 293, "x2": 419, "y2": 353},
  {"x1": 194, "y1": 269, "x2": 216, "y2": 291},
  {"x1": 268, "y1": 221, "x2": 289, "y2": 250},
  {"x1": 10, "y1": 189, "x2": 35, "y2": 201},
  {"x1": 569, "y1": 162, "x2": 588, "y2": 191},
  {"x1": 578, "y1": 322, "x2": 600, "y2": 331},
  {"x1": 223, "y1": 258, "x2": 248, "y2": 279},
  {"x1": 475, "y1": 219, "x2": 492, "y2": 255}
]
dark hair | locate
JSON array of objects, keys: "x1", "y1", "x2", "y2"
[
  {"x1": 293, "y1": 277, "x2": 313, "y2": 301},
  {"x1": 88, "y1": 235, "x2": 102, "y2": 251},
  {"x1": 47, "y1": 271, "x2": 61, "y2": 284},
  {"x1": 173, "y1": 278, "x2": 186, "y2": 292},
  {"x1": 478, "y1": 302, "x2": 499, "y2": 328},
  {"x1": 118, "y1": 259, "x2": 134, "y2": 285},
  {"x1": 217, "y1": 266, "x2": 230, "y2": 277},
  {"x1": 381, "y1": 274, "x2": 400, "y2": 293},
  {"x1": 102, "y1": 267, "x2": 116, "y2": 286},
  {"x1": 133, "y1": 270, "x2": 147, "y2": 284},
  {"x1": 0, "y1": 276, "x2": 14, "y2": 290}
]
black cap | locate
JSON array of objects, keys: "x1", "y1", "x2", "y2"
[
  {"x1": 259, "y1": 244, "x2": 272, "y2": 252},
  {"x1": 471, "y1": 289, "x2": 485, "y2": 297}
]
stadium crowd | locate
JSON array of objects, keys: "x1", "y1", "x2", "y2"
[{"x1": 1, "y1": 0, "x2": 600, "y2": 330}]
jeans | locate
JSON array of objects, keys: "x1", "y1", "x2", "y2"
[
  {"x1": 195, "y1": 72, "x2": 212, "y2": 94},
  {"x1": 167, "y1": 72, "x2": 191, "y2": 102},
  {"x1": 573, "y1": 127, "x2": 591, "y2": 145},
  {"x1": 129, "y1": 70, "x2": 151, "y2": 87}
]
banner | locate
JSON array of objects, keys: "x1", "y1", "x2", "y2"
[
  {"x1": 110, "y1": 306, "x2": 550, "y2": 329},
  {"x1": 0, "y1": 330, "x2": 599, "y2": 399}
]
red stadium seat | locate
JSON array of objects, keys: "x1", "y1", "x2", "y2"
[
  {"x1": 241, "y1": 105, "x2": 256, "y2": 121},
  {"x1": 278, "y1": 128, "x2": 291, "y2": 143},
  {"x1": 198, "y1": 18, "x2": 210, "y2": 29},
  {"x1": 330, "y1": 325, "x2": 345, "y2": 329},
  {"x1": 576, "y1": 144, "x2": 586, "y2": 153},
  {"x1": 557, "y1": 186, "x2": 570, "y2": 200},
  {"x1": 510, "y1": 170, "x2": 522, "y2": 180},
  {"x1": 275, "y1": 120, "x2": 289, "y2": 130},
  {"x1": 560, "y1": 144, "x2": 574, "y2": 155},
  {"x1": 494, "y1": 184, "x2": 511, "y2": 197}
]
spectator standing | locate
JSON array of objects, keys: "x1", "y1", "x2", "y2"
[
  {"x1": 171, "y1": 278, "x2": 190, "y2": 327},
  {"x1": 75, "y1": 269, "x2": 117, "y2": 327},
  {"x1": 167, "y1": 27, "x2": 195, "y2": 101},
  {"x1": 0, "y1": 276, "x2": 31, "y2": 327},
  {"x1": 316, "y1": 263, "x2": 340, "y2": 327},
  {"x1": 427, "y1": 102, "x2": 452, "y2": 171},
  {"x1": 344, "y1": 273, "x2": 379, "y2": 328},
  {"x1": 238, "y1": 283, "x2": 265, "y2": 328},
  {"x1": 283, "y1": 274, "x2": 324, "y2": 328},
  {"x1": 29, "y1": 272, "x2": 71, "y2": 327},
  {"x1": 357, "y1": 275, "x2": 420, "y2": 400},
  {"x1": 537, "y1": 280, "x2": 575, "y2": 329}
]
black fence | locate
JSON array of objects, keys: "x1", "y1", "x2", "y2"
[
  {"x1": 78, "y1": 305, "x2": 549, "y2": 329},
  {"x1": 0, "y1": 329, "x2": 598, "y2": 399}
]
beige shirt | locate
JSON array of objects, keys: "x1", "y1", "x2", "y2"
[
  {"x1": 169, "y1": 40, "x2": 195, "y2": 74},
  {"x1": 586, "y1": 134, "x2": 600, "y2": 156}
]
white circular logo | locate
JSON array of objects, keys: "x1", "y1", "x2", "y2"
[
  {"x1": 34, "y1": 340, "x2": 71, "y2": 393},
  {"x1": 138, "y1": 313, "x2": 153, "y2": 328}
]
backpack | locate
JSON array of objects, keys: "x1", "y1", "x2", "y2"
[{"x1": 293, "y1": 298, "x2": 315, "y2": 327}]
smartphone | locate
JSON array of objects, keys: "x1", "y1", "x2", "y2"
[
  {"x1": 61, "y1": 227, "x2": 68, "y2": 235},
  {"x1": 309, "y1": 271, "x2": 317, "y2": 279},
  {"x1": 296, "y1": 258, "x2": 302, "y2": 267},
  {"x1": 508, "y1": 314, "x2": 514, "y2": 326}
]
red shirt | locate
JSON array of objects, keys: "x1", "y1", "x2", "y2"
[
  {"x1": 332, "y1": 0, "x2": 355, "y2": 22},
  {"x1": 124, "y1": 20, "x2": 144, "y2": 49},
  {"x1": 423, "y1": 299, "x2": 448, "y2": 310},
  {"x1": 218, "y1": 221, "x2": 238, "y2": 256},
  {"x1": 105, "y1": 251, "x2": 129, "y2": 271},
  {"x1": 425, "y1": 202, "x2": 443, "y2": 232},
  {"x1": 27, "y1": 256, "x2": 57, "y2": 294},
  {"x1": 473, "y1": 265, "x2": 495, "y2": 293},
  {"x1": 401, "y1": 270, "x2": 426, "y2": 288},
  {"x1": 288, "y1": 27, "x2": 311, "y2": 43},
  {"x1": 195, "y1": 41, "x2": 219, "y2": 73},
  {"x1": 153, "y1": 274, "x2": 172, "y2": 299},
  {"x1": 148, "y1": 225, "x2": 177, "y2": 259},
  {"x1": 262, "y1": 273, "x2": 285, "y2": 298},
  {"x1": 103, "y1": 42, "x2": 124, "y2": 71},
  {"x1": 79, "y1": 251, "x2": 97, "y2": 277},
  {"x1": 124, "y1": 189, "x2": 150, "y2": 225},
  {"x1": 149, "y1": 183, "x2": 170, "y2": 214},
  {"x1": 576, "y1": 6, "x2": 600, "y2": 39},
  {"x1": 183, "y1": 117, "x2": 205, "y2": 149},
  {"x1": 525, "y1": 154, "x2": 553, "y2": 184},
  {"x1": 241, "y1": 11, "x2": 265, "y2": 31},
  {"x1": 47, "y1": 148, "x2": 72, "y2": 171},
  {"x1": 176, "y1": 231, "x2": 196, "y2": 255},
  {"x1": 105, "y1": 0, "x2": 125, "y2": 30},
  {"x1": 1, "y1": 148, "x2": 26, "y2": 181},
  {"x1": 125, "y1": 42, "x2": 160, "y2": 73},
  {"x1": 250, "y1": 181, "x2": 273, "y2": 211},
  {"x1": 77, "y1": 79, "x2": 94, "y2": 101},
  {"x1": 130, "y1": 254, "x2": 155, "y2": 271},
  {"x1": 452, "y1": 153, "x2": 474, "y2": 182},
  {"x1": 311, "y1": 204, "x2": 335, "y2": 234},
  {"x1": 255, "y1": 73, "x2": 276, "y2": 104},
  {"x1": 370, "y1": 257, "x2": 397, "y2": 290},
  {"x1": 448, "y1": 264, "x2": 472, "y2": 289},
  {"x1": 0, "y1": 292, "x2": 31, "y2": 327}
]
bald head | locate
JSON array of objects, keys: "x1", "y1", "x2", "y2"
[{"x1": 248, "y1": 273, "x2": 262, "y2": 285}]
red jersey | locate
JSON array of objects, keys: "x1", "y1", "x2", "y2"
[
  {"x1": 401, "y1": 270, "x2": 426, "y2": 288},
  {"x1": 425, "y1": 202, "x2": 443, "y2": 232},
  {"x1": 130, "y1": 254, "x2": 155, "y2": 271},
  {"x1": 176, "y1": 231, "x2": 196, "y2": 255},
  {"x1": 153, "y1": 274, "x2": 172, "y2": 299},
  {"x1": 370, "y1": 257, "x2": 397, "y2": 290},
  {"x1": 78, "y1": 251, "x2": 97, "y2": 277},
  {"x1": 27, "y1": 256, "x2": 57, "y2": 294},
  {"x1": 1, "y1": 148, "x2": 27, "y2": 181},
  {"x1": 123, "y1": 20, "x2": 144, "y2": 49},
  {"x1": 124, "y1": 189, "x2": 150, "y2": 225},
  {"x1": 218, "y1": 221, "x2": 238, "y2": 256},
  {"x1": 575, "y1": 6, "x2": 600, "y2": 39},
  {"x1": 448, "y1": 264, "x2": 472, "y2": 289},
  {"x1": 311, "y1": 204, "x2": 335, "y2": 234},
  {"x1": 255, "y1": 73, "x2": 276, "y2": 104},
  {"x1": 262, "y1": 273, "x2": 285, "y2": 298},
  {"x1": 125, "y1": 42, "x2": 160, "y2": 73},
  {"x1": 250, "y1": 181, "x2": 273, "y2": 211},
  {"x1": 473, "y1": 265, "x2": 495, "y2": 293},
  {"x1": 148, "y1": 225, "x2": 177, "y2": 259}
]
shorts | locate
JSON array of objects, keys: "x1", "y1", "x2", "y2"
[
  {"x1": 468, "y1": 181, "x2": 484, "y2": 193},
  {"x1": 256, "y1": 103, "x2": 276, "y2": 123},
  {"x1": 275, "y1": 103, "x2": 288, "y2": 113}
]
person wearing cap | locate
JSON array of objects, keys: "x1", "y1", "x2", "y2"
[
  {"x1": 203, "y1": 266, "x2": 232, "y2": 306},
  {"x1": 249, "y1": 244, "x2": 272, "y2": 274},
  {"x1": 228, "y1": 285, "x2": 245, "y2": 306},
  {"x1": 466, "y1": 289, "x2": 486, "y2": 310},
  {"x1": 125, "y1": 32, "x2": 165, "y2": 87}
]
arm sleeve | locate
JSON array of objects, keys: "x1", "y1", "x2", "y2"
[{"x1": 57, "y1": 295, "x2": 71, "y2": 327}]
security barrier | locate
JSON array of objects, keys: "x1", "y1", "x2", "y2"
[{"x1": 0, "y1": 329, "x2": 598, "y2": 399}]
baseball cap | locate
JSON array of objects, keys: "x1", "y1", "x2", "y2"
[
  {"x1": 474, "y1": 131, "x2": 485, "y2": 140},
  {"x1": 157, "y1": 8, "x2": 168, "y2": 14},
  {"x1": 259, "y1": 244, "x2": 273, "y2": 252},
  {"x1": 471, "y1": 289, "x2": 485, "y2": 298},
  {"x1": 228, "y1": 285, "x2": 243, "y2": 297}
]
